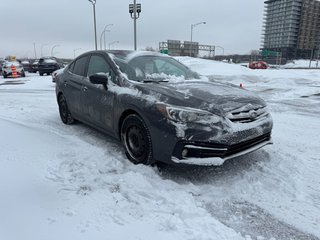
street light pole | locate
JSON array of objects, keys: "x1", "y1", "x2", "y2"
[
  {"x1": 190, "y1": 21, "x2": 206, "y2": 57},
  {"x1": 100, "y1": 24, "x2": 113, "y2": 50},
  {"x1": 73, "y1": 48, "x2": 82, "y2": 58},
  {"x1": 133, "y1": 0, "x2": 137, "y2": 50},
  {"x1": 33, "y1": 43, "x2": 37, "y2": 59},
  {"x1": 51, "y1": 45, "x2": 60, "y2": 57},
  {"x1": 88, "y1": 0, "x2": 98, "y2": 50},
  {"x1": 109, "y1": 41, "x2": 119, "y2": 50},
  {"x1": 216, "y1": 46, "x2": 224, "y2": 55},
  {"x1": 41, "y1": 44, "x2": 48, "y2": 57}
]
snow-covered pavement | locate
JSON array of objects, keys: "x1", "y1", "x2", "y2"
[{"x1": 0, "y1": 59, "x2": 320, "y2": 240}]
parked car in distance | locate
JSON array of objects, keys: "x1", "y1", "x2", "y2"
[
  {"x1": 0, "y1": 59, "x2": 5, "y2": 75},
  {"x1": 249, "y1": 61, "x2": 269, "y2": 69},
  {"x1": 55, "y1": 50, "x2": 273, "y2": 166},
  {"x1": 29, "y1": 60, "x2": 39, "y2": 73},
  {"x1": 21, "y1": 60, "x2": 31, "y2": 72},
  {"x1": 2, "y1": 61, "x2": 25, "y2": 78},
  {"x1": 52, "y1": 68, "x2": 64, "y2": 83},
  {"x1": 38, "y1": 57, "x2": 61, "y2": 76}
]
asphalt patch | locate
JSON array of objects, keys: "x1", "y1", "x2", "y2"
[{"x1": 205, "y1": 200, "x2": 319, "y2": 240}]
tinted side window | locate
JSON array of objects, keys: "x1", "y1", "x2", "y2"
[
  {"x1": 87, "y1": 55, "x2": 111, "y2": 77},
  {"x1": 73, "y1": 56, "x2": 88, "y2": 76}
]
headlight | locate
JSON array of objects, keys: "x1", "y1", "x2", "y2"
[{"x1": 156, "y1": 104, "x2": 220, "y2": 123}]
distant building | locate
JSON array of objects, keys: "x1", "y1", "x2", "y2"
[{"x1": 262, "y1": 0, "x2": 320, "y2": 59}]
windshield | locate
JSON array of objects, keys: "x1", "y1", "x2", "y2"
[{"x1": 114, "y1": 55, "x2": 199, "y2": 82}]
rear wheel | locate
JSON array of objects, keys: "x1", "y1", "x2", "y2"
[
  {"x1": 121, "y1": 114, "x2": 153, "y2": 165},
  {"x1": 21, "y1": 70, "x2": 26, "y2": 77},
  {"x1": 58, "y1": 94, "x2": 75, "y2": 124},
  {"x1": 39, "y1": 72, "x2": 43, "y2": 76}
]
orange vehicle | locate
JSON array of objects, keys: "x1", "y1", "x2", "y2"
[{"x1": 249, "y1": 61, "x2": 268, "y2": 69}]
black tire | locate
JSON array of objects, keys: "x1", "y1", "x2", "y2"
[
  {"x1": 121, "y1": 114, "x2": 153, "y2": 165},
  {"x1": 21, "y1": 70, "x2": 26, "y2": 77},
  {"x1": 58, "y1": 94, "x2": 75, "y2": 125},
  {"x1": 39, "y1": 72, "x2": 44, "y2": 76},
  {"x1": 3, "y1": 74, "x2": 7, "y2": 79}
]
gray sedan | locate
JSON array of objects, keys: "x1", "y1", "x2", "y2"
[{"x1": 55, "y1": 50, "x2": 273, "y2": 166}]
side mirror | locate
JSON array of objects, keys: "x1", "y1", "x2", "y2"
[{"x1": 89, "y1": 73, "x2": 108, "y2": 85}]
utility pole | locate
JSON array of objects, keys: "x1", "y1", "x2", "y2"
[
  {"x1": 129, "y1": 1, "x2": 141, "y2": 50},
  {"x1": 88, "y1": 0, "x2": 98, "y2": 50},
  {"x1": 33, "y1": 43, "x2": 37, "y2": 59}
]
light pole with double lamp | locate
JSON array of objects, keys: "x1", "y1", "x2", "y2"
[
  {"x1": 88, "y1": 0, "x2": 98, "y2": 50},
  {"x1": 129, "y1": 0, "x2": 141, "y2": 50},
  {"x1": 190, "y1": 21, "x2": 206, "y2": 57}
]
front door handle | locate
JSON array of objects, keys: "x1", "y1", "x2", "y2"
[{"x1": 82, "y1": 86, "x2": 88, "y2": 92}]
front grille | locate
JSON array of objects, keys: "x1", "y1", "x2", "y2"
[
  {"x1": 172, "y1": 132, "x2": 271, "y2": 159},
  {"x1": 227, "y1": 106, "x2": 267, "y2": 123},
  {"x1": 224, "y1": 132, "x2": 271, "y2": 157}
]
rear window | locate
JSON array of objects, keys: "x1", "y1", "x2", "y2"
[{"x1": 44, "y1": 59, "x2": 57, "y2": 64}]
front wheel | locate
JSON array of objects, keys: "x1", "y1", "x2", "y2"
[
  {"x1": 121, "y1": 114, "x2": 153, "y2": 165},
  {"x1": 58, "y1": 94, "x2": 75, "y2": 124}
]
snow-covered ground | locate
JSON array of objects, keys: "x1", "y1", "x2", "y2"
[
  {"x1": 0, "y1": 58, "x2": 320, "y2": 240},
  {"x1": 282, "y1": 59, "x2": 320, "y2": 69}
]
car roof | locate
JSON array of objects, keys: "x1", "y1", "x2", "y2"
[{"x1": 106, "y1": 50, "x2": 168, "y2": 62}]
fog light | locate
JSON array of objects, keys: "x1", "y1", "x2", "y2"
[{"x1": 182, "y1": 149, "x2": 188, "y2": 158}]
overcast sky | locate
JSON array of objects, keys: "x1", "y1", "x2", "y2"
[{"x1": 0, "y1": 0, "x2": 264, "y2": 59}]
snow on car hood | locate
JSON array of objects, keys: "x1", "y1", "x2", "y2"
[{"x1": 133, "y1": 80, "x2": 266, "y2": 116}]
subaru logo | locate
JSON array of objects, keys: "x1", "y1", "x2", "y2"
[{"x1": 249, "y1": 110, "x2": 258, "y2": 119}]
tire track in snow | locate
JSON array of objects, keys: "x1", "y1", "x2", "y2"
[{"x1": 204, "y1": 200, "x2": 319, "y2": 240}]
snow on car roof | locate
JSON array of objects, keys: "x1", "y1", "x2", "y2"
[
  {"x1": 4, "y1": 61, "x2": 21, "y2": 67},
  {"x1": 107, "y1": 50, "x2": 168, "y2": 62}
]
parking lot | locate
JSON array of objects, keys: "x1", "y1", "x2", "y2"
[{"x1": 0, "y1": 60, "x2": 320, "y2": 240}]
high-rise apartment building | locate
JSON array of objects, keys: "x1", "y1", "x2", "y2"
[{"x1": 262, "y1": 0, "x2": 320, "y2": 59}]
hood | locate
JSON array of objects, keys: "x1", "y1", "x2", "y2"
[{"x1": 133, "y1": 80, "x2": 266, "y2": 116}]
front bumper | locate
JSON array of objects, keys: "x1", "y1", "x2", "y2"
[
  {"x1": 171, "y1": 133, "x2": 272, "y2": 166},
  {"x1": 149, "y1": 113, "x2": 273, "y2": 166},
  {"x1": 39, "y1": 65, "x2": 59, "y2": 73},
  {"x1": 2, "y1": 70, "x2": 23, "y2": 77}
]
